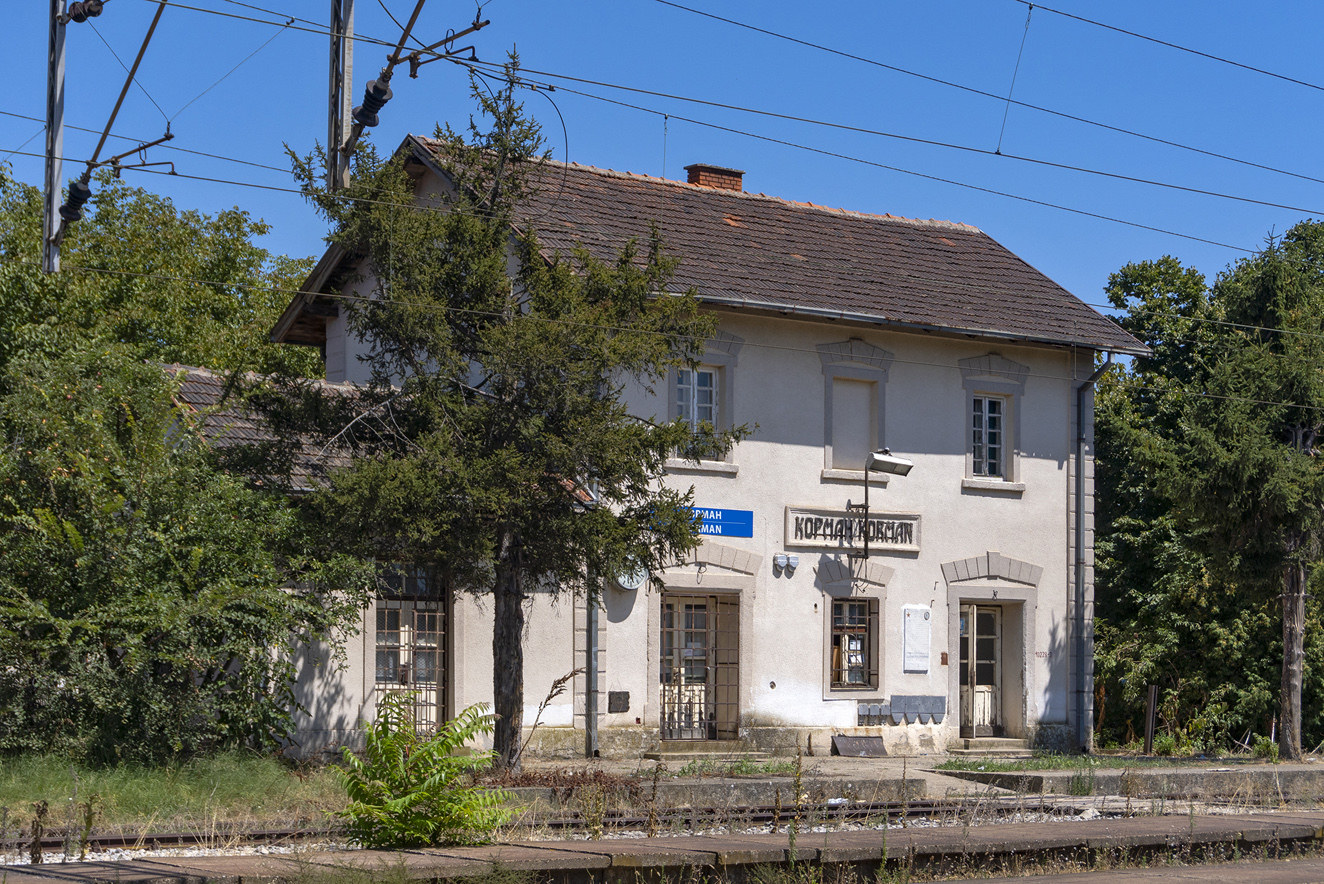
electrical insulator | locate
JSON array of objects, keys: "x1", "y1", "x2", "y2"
[
  {"x1": 351, "y1": 79, "x2": 393, "y2": 128},
  {"x1": 68, "y1": 0, "x2": 104, "y2": 23},
  {"x1": 59, "y1": 181, "x2": 92, "y2": 223}
]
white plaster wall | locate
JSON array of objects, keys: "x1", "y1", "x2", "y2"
[
  {"x1": 606, "y1": 311, "x2": 1082, "y2": 746},
  {"x1": 309, "y1": 297, "x2": 1089, "y2": 752}
]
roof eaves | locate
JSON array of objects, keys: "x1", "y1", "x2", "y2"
[{"x1": 695, "y1": 293, "x2": 1152, "y2": 357}]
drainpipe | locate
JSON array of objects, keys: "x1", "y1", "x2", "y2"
[
  {"x1": 1075, "y1": 353, "x2": 1112, "y2": 754},
  {"x1": 585, "y1": 575, "x2": 600, "y2": 758}
]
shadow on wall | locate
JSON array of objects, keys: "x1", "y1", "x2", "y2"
[
  {"x1": 1032, "y1": 616, "x2": 1072, "y2": 752},
  {"x1": 284, "y1": 638, "x2": 363, "y2": 760}
]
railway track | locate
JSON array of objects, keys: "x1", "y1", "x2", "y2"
[
  {"x1": 1, "y1": 794, "x2": 1285, "y2": 857},
  {"x1": 1, "y1": 796, "x2": 1077, "y2": 855}
]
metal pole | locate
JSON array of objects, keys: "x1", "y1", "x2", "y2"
[
  {"x1": 1074, "y1": 354, "x2": 1111, "y2": 753},
  {"x1": 327, "y1": 0, "x2": 353, "y2": 190},
  {"x1": 585, "y1": 580, "x2": 600, "y2": 758},
  {"x1": 1143, "y1": 684, "x2": 1158, "y2": 755},
  {"x1": 42, "y1": 0, "x2": 67, "y2": 273}
]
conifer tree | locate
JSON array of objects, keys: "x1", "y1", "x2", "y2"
[{"x1": 284, "y1": 59, "x2": 739, "y2": 770}]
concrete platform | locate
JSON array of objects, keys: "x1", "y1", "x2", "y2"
[{"x1": 5, "y1": 812, "x2": 1324, "y2": 884}]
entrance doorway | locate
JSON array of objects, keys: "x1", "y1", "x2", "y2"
[
  {"x1": 959, "y1": 605, "x2": 1002, "y2": 737},
  {"x1": 660, "y1": 594, "x2": 739, "y2": 740}
]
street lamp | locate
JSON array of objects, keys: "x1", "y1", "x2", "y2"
[{"x1": 847, "y1": 448, "x2": 914, "y2": 559}]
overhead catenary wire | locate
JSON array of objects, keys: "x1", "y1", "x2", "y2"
[
  {"x1": 1015, "y1": 0, "x2": 1324, "y2": 95},
  {"x1": 1, "y1": 109, "x2": 289, "y2": 173},
  {"x1": 86, "y1": 20, "x2": 170, "y2": 123},
  {"x1": 648, "y1": 0, "x2": 1324, "y2": 189},
  {"x1": 168, "y1": 15, "x2": 295, "y2": 121},
  {"x1": 116, "y1": 0, "x2": 1324, "y2": 212},
  {"x1": 137, "y1": 0, "x2": 1324, "y2": 192},
  {"x1": 457, "y1": 58, "x2": 1324, "y2": 221}
]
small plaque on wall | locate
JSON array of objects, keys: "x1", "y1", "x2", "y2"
[{"x1": 903, "y1": 605, "x2": 931, "y2": 672}]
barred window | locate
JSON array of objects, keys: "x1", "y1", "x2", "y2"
[{"x1": 831, "y1": 599, "x2": 880, "y2": 689}]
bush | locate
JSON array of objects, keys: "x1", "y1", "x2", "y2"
[
  {"x1": 1253, "y1": 734, "x2": 1280, "y2": 763},
  {"x1": 338, "y1": 695, "x2": 510, "y2": 847},
  {"x1": 1153, "y1": 733, "x2": 1177, "y2": 756}
]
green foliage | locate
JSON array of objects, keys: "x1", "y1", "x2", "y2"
[
  {"x1": 1095, "y1": 222, "x2": 1324, "y2": 757},
  {"x1": 263, "y1": 57, "x2": 744, "y2": 771},
  {"x1": 337, "y1": 695, "x2": 510, "y2": 847},
  {"x1": 0, "y1": 172, "x2": 320, "y2": 378},
  {"x1": 1253, "y1": 734, "x2": 1280, "y2": 763},
  {"x1": 0, "y1": 751, "x2": 345, "y2": 829},
  {"x1": 0, "y1": 347, "x2": 372, "y2": 762}
]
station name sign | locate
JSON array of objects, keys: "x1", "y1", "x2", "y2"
[
  {"x1": 693, "y1": 507, "x2": 754, "y2": 538},
  {"x1": 784, "y1": 506, "x2": 921, "y2": 553}
]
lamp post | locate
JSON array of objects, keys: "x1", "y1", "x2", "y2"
[{"x1": 847, "y1": 448, "x2": 914, "y2": 559}]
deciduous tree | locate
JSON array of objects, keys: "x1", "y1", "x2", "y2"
[{"x1": 1097, "y1": 224, "x2": 1324, "y2": 758}]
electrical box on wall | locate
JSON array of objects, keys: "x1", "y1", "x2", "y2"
[{"x1": 902, "y1": 604, "x2": 931, "y2": 672}]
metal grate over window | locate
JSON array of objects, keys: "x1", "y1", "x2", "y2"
[
  {"x1": 374, "y1": 569, "x2": 445, "y2": 730},
  {"x1": 831, "y1": 598, "x2": 879, "y2": 689}
]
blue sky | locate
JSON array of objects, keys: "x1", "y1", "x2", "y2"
[{"x1": 5, "y1": 0, "x2": 1324, "y2": 314}]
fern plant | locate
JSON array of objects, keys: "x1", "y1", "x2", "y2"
[{"x1": 338, "y1": 694, "x2": 510, "y2": 847}]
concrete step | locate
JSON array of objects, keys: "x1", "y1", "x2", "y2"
[
  {"x1": 948, "y1": 737, "x2": 1033, "y2": 758},
  {"x1": 644, "y1": 741, "x2": 775, "y2": 763}
]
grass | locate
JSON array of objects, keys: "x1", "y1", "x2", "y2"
[
  {"x1": 0, "y1": 751, "x2": 346, "y2": 835},
  {"x1": 936, "y1": 752, "x2": 1254, "y2": 772},
  {"x1": 672, "y1": 757, "x2": 801, "y2": 778}
]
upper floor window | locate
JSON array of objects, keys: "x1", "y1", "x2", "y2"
[
  {"x1": 676, "y1": 367, "x2": 718, "y2": 431},
  {"x1": 959, "y1": 353, "x2": 1029, "y2": 492},
  {"x1": 666, "y1": 332, "x2": 744, "y2": 473},
  {"x1": 971, "y1": 395, "x2": 1006, "y2": 478},
  {"x1": 817, "y1": 339, "x2": 894, "y2": 482}
]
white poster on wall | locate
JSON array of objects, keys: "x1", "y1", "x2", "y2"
[{"x1": 903, "y1": 604, "x2": 931, "y2": 672}]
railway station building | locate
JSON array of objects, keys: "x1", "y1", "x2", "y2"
[{"x1": 267, "y1": 142, "x2": 1146, "y2": 757}]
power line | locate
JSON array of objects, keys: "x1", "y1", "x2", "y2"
[
  {"x1": 458, "y1": 59, "x2": 1324, "y2": 220},
  {"x1": 1, "y1": 108, "x2": 289, "y2": 173},
  {"x1": 1017, "y1": 0, "x2": 1324, "y2": 95},
  {"x1": 86, "y1": 20, "x2": 169, "y2": 123},
  {"x1": 169, "y1": 15, "x2": 295, "y2": 121},
  {"x1": 121, "y1": 0, "x2": 1320, "y2": 220},
  {"x1": 459, "y1": 69, "x2": 1253, "y2": 253},
  {"x1": 648, "y1": 0, "x2": 1324, "y2": 189}
]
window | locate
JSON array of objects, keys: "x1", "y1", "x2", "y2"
[
  {"x1": 374, "y1": 569, "x2": 445, "y2": 728},
  {"x1": 971, "y1": 395, "x2": 1006, "y2": 478},
  {"x1": 959, "y1": 353, "x2": 1028, "y2": 491},
  {"x1": 665, "y1": 330, "x2": 743, "y2": 472},
  {"x1": 830, "y1": 377, "x2": 876, "y2": 471},
  {"x1": 817, "y1": 339, "x2": 893, "y2": 481},
  {"x1": 830, "y1": 598, "x2": 879, "y2": 689}
]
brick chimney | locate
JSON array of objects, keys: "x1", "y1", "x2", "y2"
[{"x1": 684, "y1": 163, "x2": 744, "y2": 192}]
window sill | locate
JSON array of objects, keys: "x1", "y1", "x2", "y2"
[
  {"x1": 821, "y1": 469, "x2": 889, "y2": 485},
  {"x1": 962, "y1": 477, "x2": 1026, "y2": 494},
  {"x1": 825, "y1": 688, "x2": 887, "y2": 700},
  {"x1": 665, "y1": 458, "x2": 739, "y2": 476}
]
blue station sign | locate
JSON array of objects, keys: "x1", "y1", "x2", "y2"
[{"x1": 693, "y1": 507, "x2": 754, "y2": 538}]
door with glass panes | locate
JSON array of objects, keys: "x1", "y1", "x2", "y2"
[
  {"x1": 659, "y1": 594, "x2": 739, "y2": 740},
  {"x1": 959, "y1": 605, "x2": 1002, "y2": 737},
  {"x1": 374, "y1": 572, "x2": 446, "y2": 728}
]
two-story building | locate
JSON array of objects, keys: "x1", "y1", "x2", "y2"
[{"x1": 270, "y1": 142, "x2": 1145, "y2": 756}]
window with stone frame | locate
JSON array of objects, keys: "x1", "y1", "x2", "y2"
[
  {"x1": 830, "y1": 598, "x2": 880, "y2": 689},
  {"x1": 374, "y1": 569, "x2": 445, "y2": 728},
  {"x1": 971, "y1": 394, "x2": 1008, "y2": 478}
]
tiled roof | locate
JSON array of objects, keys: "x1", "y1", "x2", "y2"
[
  {"x1": 164, "y1": 365, "x2": 356, "y2": 492},
  {"x1": 412, "y1": 138, "x2": 1145, "y2": 355}
]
